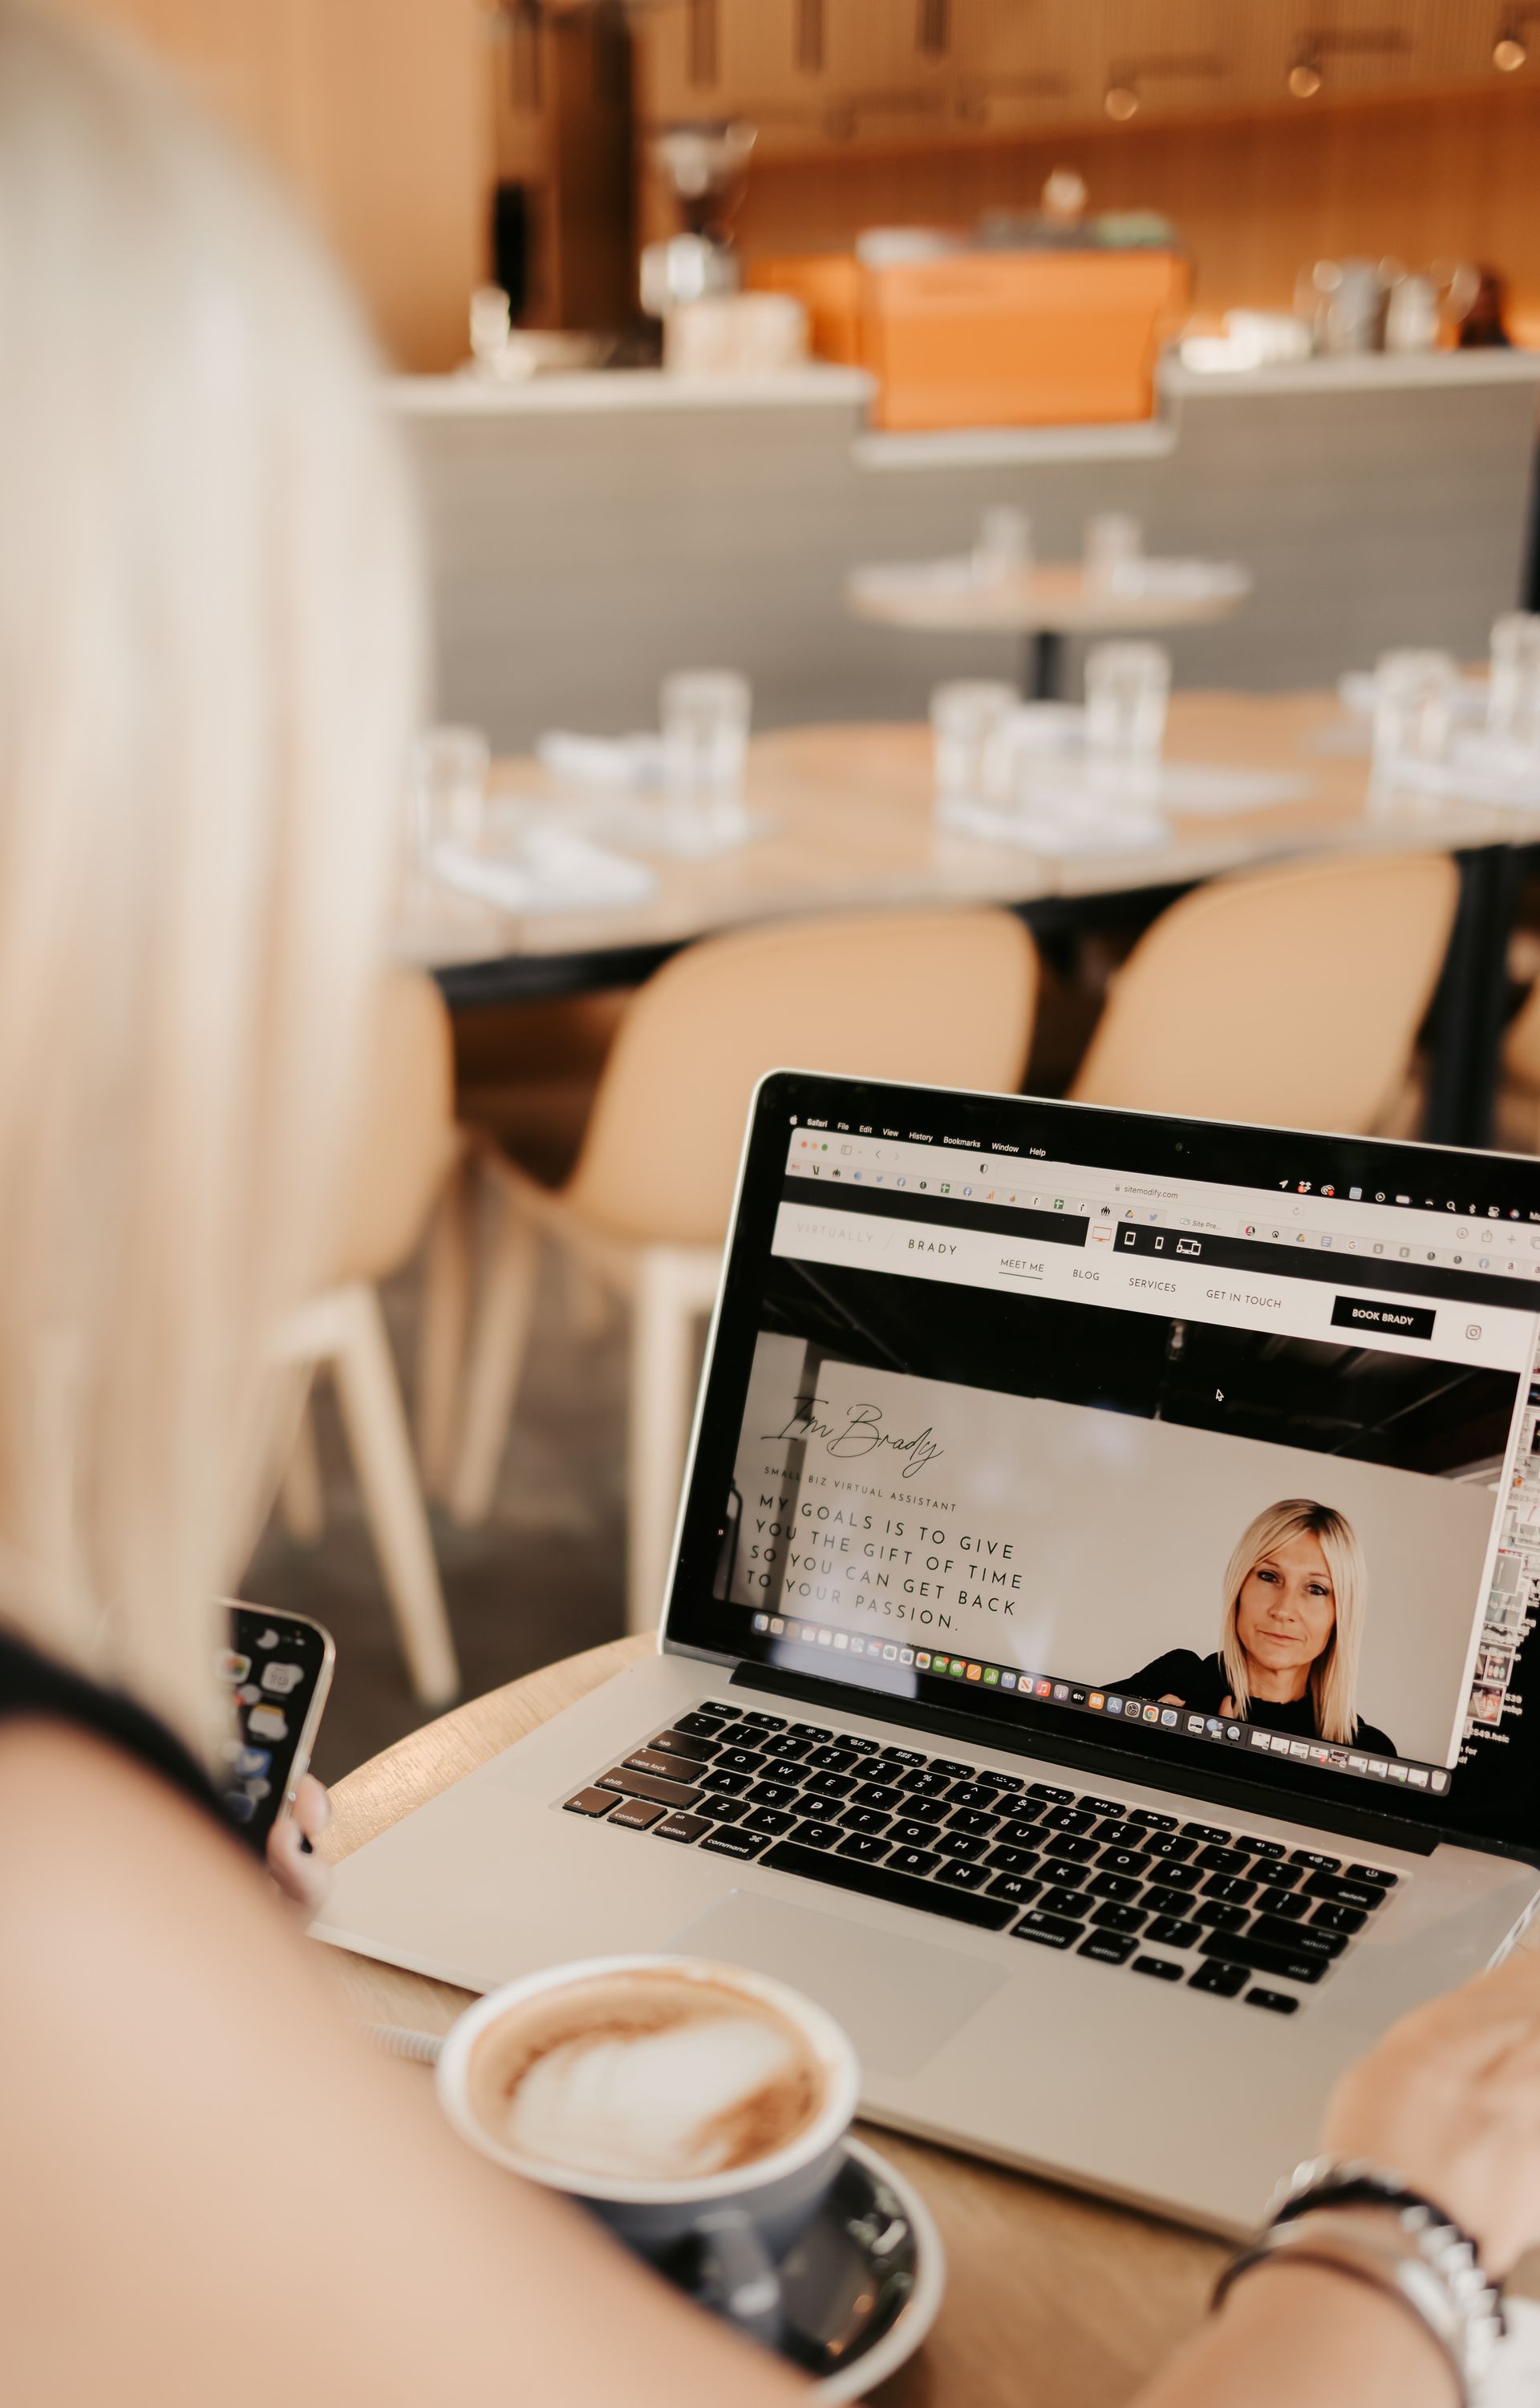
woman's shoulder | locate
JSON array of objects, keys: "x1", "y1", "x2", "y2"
[
  {"x1": 1353, "y1": 1719, "x2": 1397, "y2": 1758},
  {"x1": 1118, "y1": 1646, "x2": 1212, "y2": 1690}
]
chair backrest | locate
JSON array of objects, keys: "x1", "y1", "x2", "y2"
[
  {"x1": 1069, "y1": 850, "x2": 1458, "y2": 1133},
  {"x1": 566, "y1": 908, "x2": 1039, "y2": 1244},
  {"x1": 336, "y1": 968, "x2": 457, "y2": 1284}
]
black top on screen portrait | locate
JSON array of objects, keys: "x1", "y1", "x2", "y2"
[{"x1": 1112, "y1": 1647, "x2": 1397, "y2": 1758}]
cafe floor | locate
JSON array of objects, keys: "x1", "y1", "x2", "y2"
[{"x1": 245, "y1": 1261, "x2": 632, "y2": 1786}]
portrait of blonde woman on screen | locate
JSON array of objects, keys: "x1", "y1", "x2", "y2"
[{"x1": 1111, "y1": 1498, "x2": 1397, "y2": 1756}]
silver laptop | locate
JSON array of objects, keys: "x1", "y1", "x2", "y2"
[{"x1": 319, "y1": 1071, "x2": 1540, "y2": 2234}]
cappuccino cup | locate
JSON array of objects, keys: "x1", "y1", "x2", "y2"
[{"x1": 437, "y1": 1954, "x2": 860, "y2": 2346}]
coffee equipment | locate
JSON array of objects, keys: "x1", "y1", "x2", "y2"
[{"x1": 639, "y1": 120, "x2": 756, "y2": 319}]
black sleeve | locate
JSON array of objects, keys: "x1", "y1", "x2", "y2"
[
  {"x1": 1108, "y1": 1648, "x2": 1206, "y2": 1699},
  {"x1": 1354, "y1": 1720, "x2": 1397, "y2": 1759}
]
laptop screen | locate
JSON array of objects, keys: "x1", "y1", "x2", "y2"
[{"x1": 666, "y1": 1072, "x2": 1540, "y2": 1861}]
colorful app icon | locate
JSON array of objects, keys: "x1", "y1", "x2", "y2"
[
  {"x1": 1088, "y1": 1692, "x2": 1104, "y2": 1710},
  {"x1": 232, "y1": 1744, "x2": 271, "y2": 1779},
  {"x1": 1000, "y1": 1671, "x2": 1017, "y2": 1690},
  {"x1": 1035, "y1": 1678, "x2": 1052, "y2": 1698},
  {"x1": 217, "y1": 1649, "x2": 251, "y2": 1684},
  {"x1": 1142, "y1": 1704, "x2": 1161, "y2": 1723},
  {"x1": 1160, "y1": 1708, "x2": 1177, "y2": 1727},
  {"x1": 248, "y1": 1703, "x2": 289, "y2": 1742},
  {"x1": 916, "y1": 1652, "x2": 932, "y2": 1669},
  {"x1": 255, "y1": 1627, "x2": 281, "y2": 1650},
  {"x1": 965, "y1": 1661, "x2": 982, "y2": 1680},
  {"x1": 982, "y1": 1666, "x2": 999, "y2": 1686}
]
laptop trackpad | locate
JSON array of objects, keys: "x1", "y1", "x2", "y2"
[{"x1": 667, "y1": 1892, "x2": 1007, "y2": 2078}]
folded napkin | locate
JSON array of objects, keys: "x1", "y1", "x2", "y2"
[
  {"x1": 938, "y1": 792, "x2": 1167, "y2": 856},
  {"x1": 537, "y1": 730, "x2": 667, "y2": 790},
  {"x1": 430, "y1": 830, "x2": 657, "y2": 915}
]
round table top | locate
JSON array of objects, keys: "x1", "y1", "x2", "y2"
[
  {"x1": 320, "y1": 1633, "x2": 1226, "y2": 2407},
  {"x1": 845, "y1": 561, "x2": 1250, "y2": 635}
]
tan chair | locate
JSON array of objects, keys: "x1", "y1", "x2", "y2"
[
  {"x1": 448, "y1": 909, "x2": 1040, "y2": 1632},
  {"x1": 273, "y1": 969, "x2": 465, "y2": 1706},
  {"x1": 1069, "y1": 851, "x2": 1459, "y2": 1131}
]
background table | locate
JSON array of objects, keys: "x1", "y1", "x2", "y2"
[
  {"x1": 319, "y1": 1633, "x2": 1228, "y2": 2406},
  {"x1": 845, "y1": 561, "x2": 1251, "y2": 698}
]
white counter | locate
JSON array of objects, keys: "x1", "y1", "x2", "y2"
[{"x1": 388, "y1": 364, "x2": 875, "y2": 416}]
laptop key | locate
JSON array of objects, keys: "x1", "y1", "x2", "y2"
[
  {"x1": 989, "y1": 1872, "x2": 1043, "y2": 1905},
  {"x1": 1251, "y1": 1916, "x2": 1344, "y2": 1960},
  {"x1": 1094, "y1": 1821, "x2": 1145, "y2": 1850},
  {"x1": 1194, "y1": 1844, "x2": 1249, "y2": 1877},
  {"x1": 1200, "y1": 1932, "x2": 1326, "y2": 1985},
  {"x1": 837, "y1": 1833, "x2": 892, "y2": 1862},
  {"x1": 1143, "y1": 1832, "x2": 1197, "y2": 1860},
  {"x1": 1189, "y1": 1960, "x2": 1248, "y2": 1999},
  {"x1": 1042, "y1": 1806, "x2": 1097, "y2": 1834},
  {"x1": 937, "y1": 1861, "x2": 992, "y2": 1891},
  {"x1": 1091, "y1": 1902, "x2": 1145, "y2": 1935},
  {"x1": 947, "y1": 1783, "x2": 1002, "y2": 1811},
  {"x1": 1242, "y1": 1836, "x2": 1287, "y2": 1859},
  {"x1": 1040, "y1": 1857, "x2": 1089, "y2": 1887},
  {"x1": 1303, "y1": 1872, "x2": 1382, "y2": 1911},
  {"x1": 1014, "y1": 1912, "x2": 1081, "y2": 1948},
  {"x1": 1290, "y1": 1849, "x2": 1341, "y2": 1873},
  {"x1": 843, "y1": 1736, "x2": 882, "y2": 1755},
  {"x1": 740, "y1": 1711, "x2": 788, "y2": 1730},
  {"x1": 1042, "y1": 1833, "x2": 1098, "y2": 1864},
  {"x1": 1250, "y1": 1858, "x2": 1303, "y2": 1888},
  {"x1": 999, "y1": 1811, "x2": 1046, "y2": 1839},
  {"x1": 747, "y1": 1780, "x2": 801, "y2": 1810},
  {"x1": 1080, "y1": 1931, "x2": 1137, "y2": 1965},
  {"x1": 808, "y1": 1746, "x2": 861, "y2": 1771},
  {"x1": 760, "y1": 1841, "x2": 1016, "y2": 1930},
  {"x1": 840, "y1": 1807, "x2": 890, "y2": 1835},
  {"x1": 1040, "y1": 1884, "x2": 1091, "y2": 1919},
  {"x1": 676, "y1": 1712, "x2": 732, "y2": 1738},
  {"x1": 1147, "y1": 1860, "x2": 1202, "y2": 1892},
  {"x1": 654, "y1": 1811, "x2": 715, "y2": 1843},
  {"x1": 806, "y1": 1771, "x2": 857, "y2": 1800},
  {"x1": 1181, "y1": 1822, "x2": 1234, "y2": 1846},
  {"x1": 948, "y1": 1809, "x2": 1001, "y2": 1837},
  {"x1": 648, "y1": 1730, "x2": 717, "y2": 1765},
  {"x1": 1145, "y1": 1884, "x2": 1202, "y2": 1920},
  {"x1": 1129, "y1": 1808, "x2": 1179, "y2": 1830},
  {"x1": 563, "y1": 1787, "x2": 618, "y2": 1817},
  {"x1": 877, "y1": 1744, "x2": 927, "y2": 1767},
  {"x1": 1027, "y1": 1782, "x2": 1075, "y2": 1803},
  {"x1": 742, "y1": 1807, "x2": 799, "y2": 1837},
  {"x1": 1145, "y1": 1915, "x2": 1203, "y2": 1949},
  {"x1": 1098, "y1": 1847, "x2": 1153, "y2": 1880},
  {"x1": 597, "y1": 1767, "x2": 702, "y2": 1810},
  {"x1": 1311, "y1": 1902, "x2": 1368, "y2": 1935},
  {"x1": 935, "y1": 1831, "x2": 988, "y2": 1862},
  {"x1": 1266, "y1": 1891, "x2": 1312, "y2": 1921},
  {"x1": 716, "y1": 1748, "x2": 767, "y2": 1775},
  {"x1": 1202, "y1": 1875, "x2": 1256, "y2": 1906},
  {"x1": 1193, "y1": 1900, "x2": 1248, "y2": 1931},
  {"x1": 1247, "y1": 1989, "x2": 1301, "y2": 2015},
  {"x1": 1083, "y1": 1797, "x2": 1127, "y2": 1818},
  {"x1": 790, "y1": 1722, "x2": 833, "y2": 1740},
  {"x1": 931, "y1": 1758, "x2": 975, "y2": 1779},
  {"x1": 890, "y1": 1819, "x2": 942, "y2": 1849},
  {"x1": 1133, "y1": 1955, "x2": 1184, "y2": 1982},
  {"x1": 761, "y1": 1734, "x2": 811, "y2": 1762},
  {"x1": 703, "y1": 1797, "x2": 748, "y2": 1823},
  {"x1": 1348, "y1": 1864, "x2": 1398, "y2": 1888},
  {"x1": 853, "y1": 1783, "x2": 907, "y2": 1812},
  {"x1": 700, "y1": 1768, "x2": 753, "y2": 1797},
  {"x1": 701, "y1": 1827, "x2": 772, "y2": 1860},
  {"x1": 987, "y1": 1845, "x2": 1040, "y2": 1876},
  {"x1": 899, "y1": 1768, "x2": 953, "y2": 1799},
  {"x1": 1087, "y1": 1871, "x2": 1140, "y2": 1904},
  {"x1": 792, "y1": 1820, "x2": 842, "y2": 1849},
  {"x1": 889, "y1": 1847, "x2": 941, "y2": 1877}
]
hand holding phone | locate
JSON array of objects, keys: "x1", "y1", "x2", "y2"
[{"x1": 216, "y1": 1604, "x2": 334, "y2": 1853}]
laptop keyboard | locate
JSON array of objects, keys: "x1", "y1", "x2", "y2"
[{"x1": 561, "y1": 1700, "x2": 1400, "y2": 2011}]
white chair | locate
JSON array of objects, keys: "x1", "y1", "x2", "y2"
[{"x1": 445, "y1": 908, "x2": 1040, "y2": 1633}]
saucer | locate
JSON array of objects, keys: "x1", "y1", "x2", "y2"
[{"x1": 776, "y1": 2135, "x2": 946, "y2": 2402}]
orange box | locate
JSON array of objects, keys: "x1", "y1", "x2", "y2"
[{"x1": 752, "y1": 247, "x2": 1189, "y2": 429}]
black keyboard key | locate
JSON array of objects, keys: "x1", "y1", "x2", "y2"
[
  {"x1": 1311, "y1": 1903, "x2": 1368, "y2": 1936},
  {"x1": 1043, "y1": 1806, "x2": 1098, "y2": 1834},
  {"x1": 1094, "y1": 1821, "x2": 1145, "y2": 1850},
  {"x1": 947, "y1": 1783, "x2": 1000, "y2": 1811},
  {"x1": 654, "y1": 1811, "x2": 714, "y2": 1843},
  {"x1": 741, "y1": 1711, "x2": 788, "y2": 1730},
  {"x1": 699, "y1": 1767, "x2": 753, "y2": 1797},
  {"x1": 889, "y1": 1819, "x2": 942, "y2": 1851},
  {"x1": 1247, "y1": 1989, "x2": 1300, "y2": 2015},
  {"x1": 598, "y1": 1767, "x2": 702, "y2": 1810},
  {"x1": 747, "y1": 1780, "x2": 801, "y2": 1810},
  {"x1": 1080, "y1": 1930, "x2": 1137, "y2": 1965},
  {"x1": 889, "y1": 1847, "x2": 940, "y2": 1877},
  {"x1": 935, "y1": 1831, "x2": 988, "y2": 1862},
  {"x1": 1348, "y1": 1864, "x2": 1398, "y2": 1888},
  {"x1": 648, "y1": 1729, "x2": 717, "y2": 1764},
  {"x1": 1040, "y1": 1884, "x2": 1091, "y2": 1919},
  {"x1": 1182, "y1": 1822, "x2": 1233, "y2": 1846},
  {"x1": 948, "y1": 1809, "x2": 1001, "y2": 1838},
  {"x1": 792, "y1": 1821, "x2": 842, "y2": 1849},
  {"x1": 1267, "y1": 1891, "x2": 1312, "y2": 1921},
  {"x1": 1200, "y1": 1932, "x2": 1325, "y2": 1985},
  {"x1": 1303, "y1": 1872, "x2": 1381, "y2": 1911},
  {"x1": 1194, "y1": 1844, "x2": 1249, "y2": 1877},
  {"x1": 1087, "y1": 1870, "x2": 1140, "y2": 1904},
  {"x1": 1143, "y1": 1832, "x2": 1198, "y2": 1860},
  {"x1": 983, "y1": 1772, "x2": 1025, "y2": 1797},
  {"x1": 1189, "y1": 1960, "x2": 1248, "y2": 1998},
  {"x1": 1291, "y1": 1849, "x2": 1341, "y2": 1873},
  {"x1": 676, "y1": 1711, "x2": 732, "y2": 1738},
  {"x1": 1130, "y1": 1807, "x2": 1179, "y2": 1831},
  {"x1": 931, "y1": 1758, "x2": 974, "y2": 1779},
  {"x1": 760, "y1": 1840, "x2": 1015, "y2": 1929},
  {"x1": 999, "y1": 1813, "x2": 1045, "y2": 1842},
  {"x1": 1043, "y1": 1833, "x2": 1097, "y2": 1864},
  {"x1": 563, "y1": 1787, "x2": 617, "y2": 1817},
  {"x1": 839, "y1": 1807, "x2": 891, "y2": 1835},
  {"x1": 1145, "y1": 1884, "x2": 1202, "y2": 1920},
  {"x1": 1202, "y1": 1875, "x2": 1256, "y2": 1907},
  {"x1": 1148, "y1": 1860, "x2": 1202, "y2": 1892},
  {"x1": 1146, "y1": 1915, "x2": 1202, "y2": 1949},
  {"x1": 716, "y1": 1747, "x2": 766, "y2": 1775},
  {"x1": 702, "y1": 1827, "x2": 772, "y2": 1860},
  {"x1": 1091, "y1": 1901, "x2": 1145, "y2": 1935},
  {"x1": 1098, "y1": 1847, "x2": 1153, "y2": 1880},
  {"x1": 1193, "y1": 1900, "x2": 1248, "y2": 1931},
  {"x1": 806, "y1": 1771, "x2": 857, "y2": 1801},
  {"x1": 837, "y1": 1832, "x2": 892, "y2": 1863},
  {"x1": 1039, "y1": 1856, "x2": 1089, "y2": 1887},
  {"x1": 989, "y1": 1872, "x2": 1043, "y2": 1905},
  {"x1": 1083, "y1": 1797, "x2": 1127, "y2": 1818},
  {"x1": 877, "y1": 1744, "x2": 927, "y2": 1767},
  {"x1": 938, "y1": 1860, "x2": 992, "y2": 1891},
  {"x1": 791, "y1": 1722, "x2": 833, "y2": 1741},
  {"x1": 808, "y1": 1746, "x2": 861, "y2": 1771},
  {"x1": 1014, "y1": 1911, "x2": 1080, "y2": 1948},
  {"x1": 898, "y1": 1768, "x2": 952, "y2": 1799},
  {"x1": 987, "y1": 1845, "x2": 1040, "y2": 1876},
  {"x1": 1252, "y1": 1916, "x2": 1344, "y2": 1961},
  {"x1": 1250, "y1": 1858, "x2": 1303, "y2": 1889},
  {"x1": 1027, "y1": 1782, "x2": 1075, "y2": 1803},
  {"x1": 1242, "y1": 1836, "x2": 1287, "y2": 1859},
  {"x1": 1133, "y1": 1954, "x2": 1184, "y2": 1982},
  {"x1": 843, "y1": 1736, "x2": 882, "y2": 1755},
  {"x1": 742, "y1": 1807, "x2": 798, "y2": 1837},
  {"x1": 853, "y1": 1782, "x2": 907, "y2": 1812},
  {"x1": 703, "y1": 1797, "x2": 748, "y2": 1823},
  {"x1": 761, "y1": 1734, "x2": 811, "y2": 1762}
]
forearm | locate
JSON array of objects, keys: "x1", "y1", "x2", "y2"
[{"x1": 1130, "y1": 2259, "x2": 1458, "y2": 2408}]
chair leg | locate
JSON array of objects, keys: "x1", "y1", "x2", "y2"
[
  {"x1": 330, "y1": 1282, "x2": 460, "y2": 1706},
  {"x1": 276, "y1": 1383, "x2": 326, "y2": 1544},
  {"x1": 447, "y1": 1179, "x2": 540, "y2": 1526},
  {"x1": 415, "y1": 1148, "x2": 472, "y2": 1500},
  {"x1": 626, "y1": 1251, "x2": 701, "y2": 1637}
]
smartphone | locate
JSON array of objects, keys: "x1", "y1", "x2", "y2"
[{"x1": 215, "y1": 1603, "x2": 334, "y2": 1851}]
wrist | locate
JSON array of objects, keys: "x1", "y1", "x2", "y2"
[{"x1": 1212, "y1": 2248, "x2": 1461, "y2": 2406}]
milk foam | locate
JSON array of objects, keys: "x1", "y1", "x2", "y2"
[{"x1": 503, "y1": 2011, "x2": 803, "y2": 2181}]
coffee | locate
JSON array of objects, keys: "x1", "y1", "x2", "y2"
[{"x1": 466, "y1": 1965, "x2": 826, "y2": 2185}]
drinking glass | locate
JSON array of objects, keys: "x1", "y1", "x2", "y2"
[
  {"x1": 1371, "y1": 650, "x2": 1456, "y2": 783},
  {"x1": 1083, "y1": 511, "x2": 1142, "y2": 595},
  {"x1": 973, "y1": 504, "x2": 1032, "y2": 585},
  {"x1": 1489, "y1": 613, "x2": 1540, "y2": 755},
  {"x1": 1084, "y1": 642, "x2": 1170, "y2": 775},
  {"x1": 412, "y1": 724, "x2": 490, "y2": 856},
  {"x1": 660, "y1": 670, "x2": 752, "y2": 799},
  {"x1": 930, "y1": 680, "x2": 1017, "y2": 808}
]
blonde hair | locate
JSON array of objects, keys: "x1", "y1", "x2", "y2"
[
  {"x1": 0, "y1": 6, "x2": 422, "y2": 1748},
  {"x1": 1220, "y1": 1499, "x2": 1367, "y2": 1747}
]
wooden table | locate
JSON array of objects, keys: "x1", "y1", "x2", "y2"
[
  {"x1": 397, "y1": 701, "x2": 1540, "y2": 1146},
  {"x1": 845, "y1": 560, "x2": 1250, "y2": 698},
  {"x1": 319, "y1": 1633, "x2": 1230, "y2": 2406}
]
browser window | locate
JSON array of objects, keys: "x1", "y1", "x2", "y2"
[{"x1": 701, "y1": 1112, "x2": 1540, "y2": 1810}]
